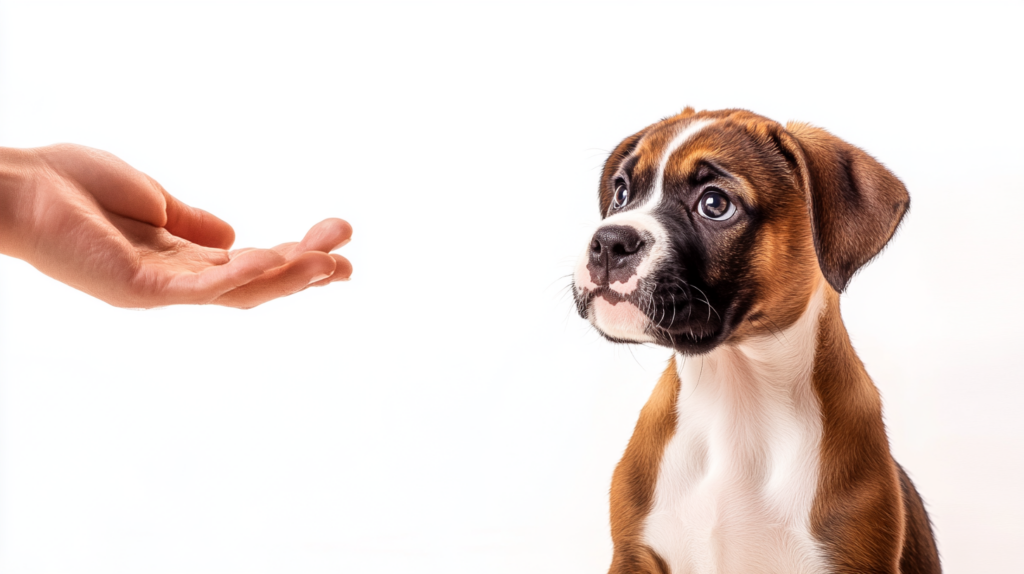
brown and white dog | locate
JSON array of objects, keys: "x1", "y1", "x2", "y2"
[{"x1": 573, "y1": 108, "x2": 940, "y2": 574}]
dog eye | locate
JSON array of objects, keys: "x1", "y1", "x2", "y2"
[
  {"x1": 612, "y1": 179, "x2": 629, "y2": 209},
  {"x1": 697, "y1": 189, "x2": 736, "y2": 221}
]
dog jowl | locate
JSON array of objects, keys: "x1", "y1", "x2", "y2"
[{"x1": 573, "y1": 108, "x2": 940, "y2": 574}]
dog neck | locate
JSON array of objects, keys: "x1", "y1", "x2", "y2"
[
  {"x1": 667, "y1": 280, "x2": 828, "y2": 494},
  {"x1": 675, "y1": 280, "x2": 827, "y2": 416},
  {"x1": 643, "y1": 282, "x2": 842, "y2": 572}
]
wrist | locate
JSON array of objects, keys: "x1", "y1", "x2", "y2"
[{"x1": 0, "y1": 147, "x2": 43, "y2": 259}]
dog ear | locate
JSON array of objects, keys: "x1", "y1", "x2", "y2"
[{"x1": 780, "y1": 122, "x2": 910, "y2": 292}]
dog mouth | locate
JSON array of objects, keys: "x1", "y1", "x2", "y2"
[
  {"x1": 574, "y1": 285, "x2": 624, "y2": 308},
  {"x1": 574, "y1": 285, "x2": 637, "y2": 319},
  {"x1": 574, "y1": 282, "x2": 725, "y2": 353},
  {"x1": 653, "y1": 319, "x2": 721, "y2": 349}
]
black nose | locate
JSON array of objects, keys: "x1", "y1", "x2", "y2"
[{"x1": 589, "y1": 225, "x2": 646, "y2": 283}]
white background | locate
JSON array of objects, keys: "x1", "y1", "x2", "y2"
[{"x1": 0, "y1": 1, "x2": 1021, "y2": 572}]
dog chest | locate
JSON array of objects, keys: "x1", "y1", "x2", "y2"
[{"x1": 641, "y1": 293, "x2": 829, "y2": 574}]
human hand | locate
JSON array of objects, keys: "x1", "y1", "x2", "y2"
[{"x1": 0, "y1": 144, "x2": 352, "y2": 308}]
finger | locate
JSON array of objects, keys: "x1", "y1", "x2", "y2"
[
  {"x1": 269, "y1": 241, "x2": 301, "y2": 260},
  {"x1": 211, "y1": 251, "x2": 337, "y2": 309},
  {"x1": 39, "y1": 144, "x2": 169, "y2": 227},
  {"x1": 306, "y1": 254, "x2": 352, "y2": 287},
  {"x1": 296, "y1": 218, "x2": 353, "y2": 253},
  {"x1": 162, "y1": 248, "x2": 286, "y2": 304},
  {"x1": 253, "y1": 219, "x2": 353, "y2": 262},
  {"x1": 329, "y1": 253, "x2": 353, "y2": 281},
  {"x1": 162, "y1": 188, "x2": 236, "y2": 249}
]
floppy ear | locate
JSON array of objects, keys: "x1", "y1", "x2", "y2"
[{"x1": 780, "y1": 122, "x2": 910, "y2": 292}]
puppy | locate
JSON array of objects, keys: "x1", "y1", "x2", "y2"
[{"x1": 573, "y1": 108, "x2": 940, "y2": 574}]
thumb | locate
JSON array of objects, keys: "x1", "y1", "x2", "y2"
[{"x1": 40, "y1": 144, "x2": 169, "y2": 226}]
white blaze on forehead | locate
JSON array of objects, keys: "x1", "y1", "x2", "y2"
[{"x1": 628, "y1": 118, "x2": 716, "y2": 216}]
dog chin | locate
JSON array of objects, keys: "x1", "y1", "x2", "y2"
[{"x1": 590, "y1": 296, "x2": 656, "y2": 343}]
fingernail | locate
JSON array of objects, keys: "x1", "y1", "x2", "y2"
[{"x1": 308, "y1": 273, "x2": 331, "y2": 285}]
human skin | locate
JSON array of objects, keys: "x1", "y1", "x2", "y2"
[{"x1": 0, "y1": 144, "x2": 352, "y2": 309}]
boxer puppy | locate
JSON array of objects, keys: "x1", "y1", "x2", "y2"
[{"x1": 573, "y1": 108, "x2": 940, "y2": 574}]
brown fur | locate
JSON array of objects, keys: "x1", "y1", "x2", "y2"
[
  {"x1": 811, "y1": 288, "x2": 909, "y2": 573},
  {"x1": 780, "y1": 123, "x2": 911, "y2": 293},
  {"x1": 898, "y1": 465, "x2": 943, "y2": 574}
]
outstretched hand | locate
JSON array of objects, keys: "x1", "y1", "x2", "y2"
[{"x1": 0, "y1": 144, "x2": 352, "y2": 308}]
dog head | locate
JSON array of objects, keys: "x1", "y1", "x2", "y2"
[{"x1": 573, "y1": 108, "x2": 909, "y2": 354}]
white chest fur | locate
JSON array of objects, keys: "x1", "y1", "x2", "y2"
[{"x1": 643, "y1": 287, "x2": 829, "y2": 574}]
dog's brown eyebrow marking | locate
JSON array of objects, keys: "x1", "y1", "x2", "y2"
[
  {"x1": 663, "y1": 149, "x2": 755, "y2": 206},
  {"x1": 691, "y1": 161, "x2": 730, "y2": 186},
  {"x1": 618, "y1": 155, "x2": 640, "y2": 180}
]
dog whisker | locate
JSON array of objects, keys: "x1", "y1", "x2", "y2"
[
  {"x1": 688, "y1": 284, "x2": 721, "y2": 322},
  {"x1": 763, "y1": 314, "x2": 788, "y2": 343},
  {"x1": 749, "y1": 316, "x2": 782, "y2": 345}
]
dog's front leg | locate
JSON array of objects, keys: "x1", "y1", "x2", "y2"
[
  {"x1": 607, "y1": 362, "x2": 680, "y2": 574},
  {"x1": 608, "y1": 543, "x2": 670, "y2": 574}
]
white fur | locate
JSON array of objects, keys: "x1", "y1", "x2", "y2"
[
  {"x1": 640, "y1": 119, "x2": 715, "y2": 217},
  {"x1": 643, "y1": 284, "x2": 829, "y2": 574},
  {"x1": 577, "y1": 120, "x2": 716, "y2": 341},
  {"x1": 589, "y1": 298, "x2": 657, "y2": 343}
]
